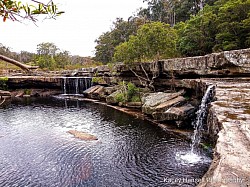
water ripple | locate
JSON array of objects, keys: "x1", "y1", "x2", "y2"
[{"x1": 0, "y1": 97, "x2": 211, "y2": 187}]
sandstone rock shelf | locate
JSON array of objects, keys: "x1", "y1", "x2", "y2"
[{"x1": 198, "y1": 78, "x2": 250, "y2": 187}]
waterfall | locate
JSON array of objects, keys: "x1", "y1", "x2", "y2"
[
  {"x1": 75, "y1": 78, "x2": 79, "y2": 95},
  {"x1": 61, "y1": 77, "x2": 92, "y2": 95},
  {"x1": 63, "y1": 78, "x2": 67, "y2": 95},
  {"x1": 191, "y1": 85, "x2": 215, "y2": 153}
]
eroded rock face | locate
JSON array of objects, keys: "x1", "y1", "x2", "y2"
[
  {"x1": 68, "y1": 130, "x2": 98, "y2": 141},
  {"x1": 198, "y1": 78, "x2": 250, "y2": 187}
]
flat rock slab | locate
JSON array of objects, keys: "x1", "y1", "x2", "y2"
[
  {"x1": 68, "y1": 130, "x2": 98, "y2": 141},
  {"x1": 142, "y1": 90, "x2": 185, "y2": 115}
]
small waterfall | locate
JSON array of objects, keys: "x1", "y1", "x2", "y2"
[
  {"x1": 63, "y1": 78, "x2": 67, "y2": 95},
  {"x1": 191, "y1": 85, "x2": 215, "y2": 153},
  {"x1": 75, "y1": 78, "x2": 79, "y2": 95},
  {"x1": 176, "y1": 85, "x2": 215, "y2": 164},
  {"x1": 61, "y1": 77, "x2": 92, "y2": 95}
]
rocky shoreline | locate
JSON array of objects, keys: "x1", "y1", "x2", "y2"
[{"x1": 1, "y1": 48, "x2": 250, "y2": 187}]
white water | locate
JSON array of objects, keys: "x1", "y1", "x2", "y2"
[
  {"x1": 75, "y1": 78, "x2": 79, "y2": 95},
  {"x1": 63, "y1": 78, "x2": 67, "y2": 95},
  {"x1": 191, "y1": 85, "x2": 215, "y2": 153},
  {"x1": 177, "y1": 85, "x2": 215, "y2": 164},
  {"x1": 62, "y1": 77, "x2": 92, "y2": 95}
]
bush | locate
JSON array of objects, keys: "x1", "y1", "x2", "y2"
[
  {"x1": 0, "y1": 77, "x2": 8, "y2": 90},
  {"x1": 115, "y1": 92, "x2": 126, "y2": 103}
]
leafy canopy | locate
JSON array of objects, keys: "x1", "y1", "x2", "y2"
[{"x1": 114, "y1": 21, "x2": 178, "y2": 64}]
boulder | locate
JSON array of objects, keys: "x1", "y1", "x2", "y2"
[
  {"x1": 141, "y1": 90, "x2": 185, "y2": 115},
  {"x1": 68, "y1": 130, "x2": 98, "y2": 141},
  {"x1": 152, "y1": 104, "x2": 195, "y2": 121},
  {"x1": 83, "y1": 85, "x2": 104, "y2": 99},
  {"x1": 155, "y1": 96, "x2": 186, "y2": 113},
  {"x1": 106, "y1": 90, "x2": 121, "y2": 104}
]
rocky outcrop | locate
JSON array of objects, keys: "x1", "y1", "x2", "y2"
[
  {"x1": 68, "y1": 130, "x2": 98, "y2": 141},
  {"x1": 141, "y1": 90, "x2": 196, "y2": 123},
  {"x1": 106, "y1": 90, "x2": 121, "y2": 104},
  {"x1": 162, "y1": 48, "x2": 250, "y2": 77},
  {"x1": 198, "y1": 78, "x2": 250, "y2": 187},
  {"x1": 7, "y1": 76, "x2": 62, "y2": 89},
  {"x1": 83, "y1": 85, "x2": 106, "y2": 100},
  {"x1": 141, "y1": 90, "x2": 186, "y2": 115},
  {"x1": 152, "y1": 104, "x2": 195, "y2": 121},
  {"x1": 76, "y1": 48, "x2": 250, "y2": 80}
]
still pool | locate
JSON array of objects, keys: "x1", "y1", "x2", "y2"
[{"x1": 0, "y1": 97, "x2": 211, "y2": 187}]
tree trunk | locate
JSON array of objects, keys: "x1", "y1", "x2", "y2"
[{"x1": 0, "y1": 54, "x2": 38, "y2": 71}]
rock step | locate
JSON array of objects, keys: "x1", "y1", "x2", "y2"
[{"x1": 152, "y1": 104, "x2": 195, "y2": 121}]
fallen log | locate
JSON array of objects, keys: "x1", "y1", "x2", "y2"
[{"x1": 0, "y1": 54, "x2": 38, "y2": 71}]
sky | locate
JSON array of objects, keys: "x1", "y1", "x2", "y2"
[{"x1": 0, "y1": 0, "x2": 146, "y2": 57}]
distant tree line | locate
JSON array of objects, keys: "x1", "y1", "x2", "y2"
[
  {"x1": 94, "y1": 0, "x2": 250, "y2": 64},
  {"x1": 0, "y1": 43, "x2": 94, "y2": 70}
]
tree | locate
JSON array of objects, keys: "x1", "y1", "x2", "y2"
[
  {"x1": 114, "y1": 22, "x2": 178, "y2": 89},
  {"x1": 213, "y1": 0, "x2": 250, "y2": 51},
  {"x1": 176, "y1": 0, "x2": 250, "y2": 56},
  {"x1": 0, "y1": 0, "x2": 64, "y2": 23},
  {"x1": 141, "y1": 0, "x2": 217, "y2": 25},
  {"x1": 35, "y1": 42, "x2": 58, "y2": 69},
  {"x1": 94, "y1": 17, "x2": 144, "y2": 64},
  {"x1": 176, "y1": 6, "x2": 217, "y2": 56},
  {"x1": 114, "y1": 21, "x2": 178, "y2": 63}
]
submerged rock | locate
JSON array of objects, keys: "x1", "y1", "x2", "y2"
[{"x1": 68, "y1": 130, "x2": 98, "y2": 141}]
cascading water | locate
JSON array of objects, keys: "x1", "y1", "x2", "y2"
[
  {"x1": 75, "y1": 78, "x2": 79, "y2": 95},
  {"x1": 63, "y1": 78, "x2": 67, "y2": 95},
  {"x1": 62, "y1": 77, "x2": 92, "y2": 95},
  {"x1": 190, "y1": 84, "x2": 215, "y2": 153},
  {"x1": 176, "y1": 85, "x2": 215, "y2": 165}
]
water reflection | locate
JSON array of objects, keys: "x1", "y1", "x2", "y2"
[{"x1": 0, "y1": 97, "x2": 211, "y2": 187}]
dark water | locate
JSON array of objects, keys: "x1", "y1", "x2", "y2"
[{"x1": 0, "y1": 97, "x2": 211, "y2": 187}]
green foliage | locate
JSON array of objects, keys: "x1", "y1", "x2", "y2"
[
  {"x1": 0, "y1": 77, "x2": 8, "y2": 90},
  {"x1": 213, "y1": 0, "x2": 250, "y2": 51},
  {"x1": 92, "y1": 77, "x2": 104, "y2": 84},
  {"x1": 127, "y1": 82, "x2": 139, "y2": 101},
  {"x1": 94, "y1": 18, "x2": 144, "y2": 64},
  {"x1": 130, "y1": 95, "x2": 141, "y2": 102},
  {"x1": 141, "y1": 0, "x2": 217, "y2": 25},
  {"x1": 24, "y1": 89, "x2": 31, "y2": 95},
  {"x1": 114, "y1": 22, "x2": 178, "y2": 63},
  {"x1": 176, "y1": 6, "x2": 218, "y2": 56},
  {"x1": 0, "y1": 0, "x2": 64, "y2": 22},
  {"x1": 114, "y1": 81, "x2": 140, "y2": 104},
  {"x1": 114, "y1": 92, "x2": 126, "y2": 103},
  {"x1": 176, "y1": 0, "x2": 250, "y2": 56}
]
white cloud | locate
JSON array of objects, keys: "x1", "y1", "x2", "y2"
[{"x1": 0, "y1": 0, "x2": 146, "y2": 57}]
